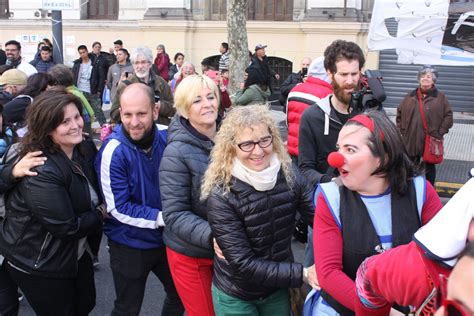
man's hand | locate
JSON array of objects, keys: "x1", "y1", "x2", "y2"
[{"x1": 12, "y1": 151, "x2": 47, "y2": 178}]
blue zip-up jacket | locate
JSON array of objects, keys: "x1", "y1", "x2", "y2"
[{"x1": 95, "y1": 124, "x2": 167, "y2": 249}]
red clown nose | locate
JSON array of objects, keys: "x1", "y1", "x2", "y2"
[{"x1": 327, "y1": 152, "x2": 345, "y2": 169}]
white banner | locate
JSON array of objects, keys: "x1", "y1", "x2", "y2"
[
  {"x1": 42, "y1": 0, "x2": 74, "y2": 10},
  {"x1": 368, "y1": 0, "x2": 474, "y2": 66}
]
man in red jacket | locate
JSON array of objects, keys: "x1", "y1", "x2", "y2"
[{"x1": 286, "y1": 56, "x2": 332, "y2": 164}]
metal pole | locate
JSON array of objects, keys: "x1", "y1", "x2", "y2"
[{"x1": 51, "y1": 10, "x2": 64, "y2": 64}]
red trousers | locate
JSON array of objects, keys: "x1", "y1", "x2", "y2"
[{"x1": 166, "y1": 247, "x2": 215, "y2": 316}]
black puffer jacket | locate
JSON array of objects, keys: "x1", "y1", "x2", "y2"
[
  {"x1": 159, "y1": 116, "x2": 215, "y2": 258},
  {"x1": 0, "y1": 143, "x2": 102, "y2": 278},
  {"x1": 207, "y1": 169, "x2": 314, "y2": 300}
]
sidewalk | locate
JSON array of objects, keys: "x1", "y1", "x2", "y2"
[{"x1": 385, "y1": 108, "x2": 473, "y2": 197}]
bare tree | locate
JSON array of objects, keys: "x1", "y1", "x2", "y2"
[{"x1": 227, "y1": 0, "x2": 249, "y2": 95}]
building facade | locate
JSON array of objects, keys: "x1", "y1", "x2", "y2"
[{"x1": 0, "y1": 0, "x2": 378, "y2": 70}]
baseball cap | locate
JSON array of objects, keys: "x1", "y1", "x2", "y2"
[
  {"x1": 0, "y1": 69, "x2": 28, "y2": 86},
  {"x1": 255, "y1": 44, "x2": 267, "y2": 51}
]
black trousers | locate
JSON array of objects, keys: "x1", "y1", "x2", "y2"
[
  {"x1": 0, "y1": 259, "x2": 19, "y2": 316},
  {"x1": 5, "y1": 252, "x2": 95, "y2": 316},
  {"x1": 108, "y1": 240, "x2": 184, "y2": 316}
]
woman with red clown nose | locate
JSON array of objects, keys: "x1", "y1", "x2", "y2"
[{"x1": 308, "y1": 110, "x2": 443, "y2": 316}]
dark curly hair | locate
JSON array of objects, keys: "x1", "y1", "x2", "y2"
[
  {"x1": 21, "y1": 87, "x2": 83, "y2": 156},
  {"x1": 324, "y1": 40, "x2": 365, "y2": 74}
]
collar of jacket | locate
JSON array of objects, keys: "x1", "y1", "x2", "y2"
[{"x1": 410, "y1": 86, "x2": 438, "y2": 98}]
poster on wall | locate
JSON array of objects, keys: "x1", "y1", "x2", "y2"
[{"x1": 368, "y1": 0, "x2": 474, "y2": 66}]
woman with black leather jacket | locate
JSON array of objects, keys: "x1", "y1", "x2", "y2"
[
  {"x1": 0, "y1": 88, "x2": 104, "y2": 315},
  {"x1": 201, "y1": 105, "x2": 318, "y2": 316}
]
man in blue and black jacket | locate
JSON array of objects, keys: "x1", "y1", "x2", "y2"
[{"x1": 96, "y1": 83, "x2": 183, "y2": 316}]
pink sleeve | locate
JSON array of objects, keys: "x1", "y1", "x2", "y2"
[
  {"x1": 313, "y1": 193, "x2": 358, "y2": 311},
  {"x1": 421, "y1": 180, "x2": 443, "y2": 225}
]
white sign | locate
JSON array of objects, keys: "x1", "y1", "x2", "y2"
[
  {"x1": 42, "y1": 0, "x2": 74, "y2": 10},
  {"x1": 368, "y1": 0, "x2": 474, "y2": 66}
]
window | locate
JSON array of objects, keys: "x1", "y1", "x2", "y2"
[
  {"x1": 0, "y1": 0, "x2": 9, "y2": 19},
  {"x1": 87, "y1": 0, "x2": 118, "y2": 20}
]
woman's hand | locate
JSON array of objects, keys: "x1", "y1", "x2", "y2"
[
  {"x1": 12, "y1": 151, "x2": 47, "y2": 178},
  {"x1": 303, "y1": 265, "x2": 320, "y2": 289},
  {"x1": 213, "y1": 238, "x2": 226, "y2": 260}
]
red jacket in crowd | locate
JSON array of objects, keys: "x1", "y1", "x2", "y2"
[{"x1": 286, "y1": 76, "x2": 332, "y2": 157}]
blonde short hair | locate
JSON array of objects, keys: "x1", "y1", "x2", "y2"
[{"x1": 173, "y1": 74, "x2": 221, "y2": 118}]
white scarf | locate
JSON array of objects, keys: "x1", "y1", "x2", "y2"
[
  {"x1": 414, "y1": 178, "x2": 474, "y2": 267},
  {"x1": 231, "y1": 154, "x2": 281, "y2": 191}
]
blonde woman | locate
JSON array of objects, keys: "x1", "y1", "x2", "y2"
[
  {"x1": 201, "y1": 105, "x2": 318, "y2": 316},
  {"x1": 159, "y1": 74, "x2": 220, "y2": 316}
]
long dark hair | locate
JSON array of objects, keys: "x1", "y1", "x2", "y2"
[
  {"x1": 21, "y1": 87, "x2": 83, "y2": 156},
  {"x1": 345, "y1": 110, "x2": 416, "y2": 196}
]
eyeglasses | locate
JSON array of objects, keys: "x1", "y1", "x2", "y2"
[
  {"x1": 236, "y1": 135, "x2": 272, "y2": 152},
  {"x1": 438, "y1": 274, "x2": 473, "y2": 316}
]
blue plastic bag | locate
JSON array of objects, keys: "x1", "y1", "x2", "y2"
[{"x1": 102, "y1": 87, "x2": 111, "y2": 105}]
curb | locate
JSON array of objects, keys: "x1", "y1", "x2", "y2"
[{"x1": 435, "y1": 181, "x2": 463, "y2": 198}]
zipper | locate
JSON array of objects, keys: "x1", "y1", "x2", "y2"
[{"x1": 34, "y1": 232, "x2": 51, "y2": 268}]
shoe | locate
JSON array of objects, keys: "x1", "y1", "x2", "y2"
[
  {"x1": 93, "y1": 255, "x2": 100, "y2": 267},
  {"x1": 18, "y1": 292, "x2": 23, "y2": 302}
]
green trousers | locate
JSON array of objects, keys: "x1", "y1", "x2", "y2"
[{"x1": 212, "y1": 284, "x2": 290, "y2": 316}]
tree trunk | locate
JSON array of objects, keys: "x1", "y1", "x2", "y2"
[{"x1": 227, "y1": 0, "x2": 249, "y2": 95}]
